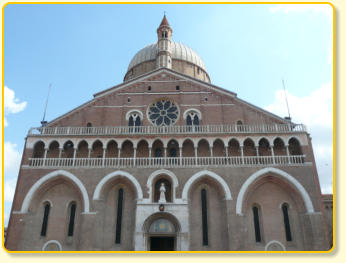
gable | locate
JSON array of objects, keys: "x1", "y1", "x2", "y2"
[{"x1": 47, "y1": 68, "x2": 289, "y2": 127}]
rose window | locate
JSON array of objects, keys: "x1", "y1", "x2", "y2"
[{"x1": 148, "y1": 99, "x2": 179, "y2": 126}]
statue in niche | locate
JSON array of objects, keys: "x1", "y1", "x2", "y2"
[{"x1": 159, "y1": 182, "x2": 166, "y2": 203}]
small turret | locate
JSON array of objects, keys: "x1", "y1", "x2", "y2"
[{"x1": 156, "y1": 15, "x2": 173, "y2": 69}]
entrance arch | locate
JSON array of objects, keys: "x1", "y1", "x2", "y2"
[{"x1": 143, "y1": 212, "x2": 180, "y2": 251}]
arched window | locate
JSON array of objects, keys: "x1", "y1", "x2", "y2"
[
  {"x1": 288, "y1": 138, "x2": 302, "y2": 155},
  {"x1": 252, "y1": 205, "x2": 262, "y2": 242},
  {"x1": 282, "y1": 203, "x2": 292, "y2": 241},
  {"x1": 154, "y1": 178, "x2": 172, "y2": 202},
  {"x1": 184, "y1": 110, "x2": 201, "y2": 126},
  {"x1": 62, "y1": 141, "x2": 74, "y2": 158},
  {"x1": 127, "y1": 110, "x2": 142, "y2": 131},
  {"x1": 33, "y1": 141, "x2": 45, "y2": 158},
  {"x1": 201, "y1": 189, "x2": 208, "y2": 246},
  {"x1": 115, "y1": 188, "x2": 124, "y2": 244},
  {"x1": 40, "y1": 203, "x2": 50, "y2": 236},
  {"x1": 67, "y1": 203, "x2": 76, "y2": 237}
]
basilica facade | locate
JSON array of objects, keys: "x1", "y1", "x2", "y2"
[{"x1": 5, "y1": 16, "x2": 330, "y2": 251}]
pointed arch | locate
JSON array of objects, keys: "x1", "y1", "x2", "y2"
[
  {"x1": 93, "y1": 170, "x2": 143, "y2": 200},
  {"x1": 147, "y1": 169, "x2": 179, "y2": 201},
  {"x1": 236, "y1": 167, "x2": 314, "y2": 215},
  {"x1": 20, "y1": 170, "x2": 90, "y2": 213},
  {"x1": 182, "y1": 170, "x2": 232, "y2": 201}
]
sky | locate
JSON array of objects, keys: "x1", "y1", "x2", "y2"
[{"x1": 3, "y1": 3, "x2": 333, "y2": 226}]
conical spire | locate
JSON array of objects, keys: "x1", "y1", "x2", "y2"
[{"x1": 159, "y1": 14, "x2": 170, "y2": 28}]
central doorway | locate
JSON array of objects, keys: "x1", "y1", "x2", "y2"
[{"x1": 150, "y1": 236, "x2": 175, "y2": 251}]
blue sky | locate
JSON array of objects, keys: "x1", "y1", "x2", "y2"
[{"x1": 3, "y1": 3, "x2": 333, "y2": 226}]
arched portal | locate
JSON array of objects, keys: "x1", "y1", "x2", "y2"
[{"x1": 143, "y1": 212, "x2": 180, "y2": 251}]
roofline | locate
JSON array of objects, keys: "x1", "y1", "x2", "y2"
[{"x1": 47, "y1": 67, "x2": 291, "y2": 126}]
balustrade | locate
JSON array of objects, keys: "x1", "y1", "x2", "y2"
[
  {"x1": 28, "y1": 155, "x2": 306, "y2": 168},
  {"x1": 28, "y1": 123, "x2": 306, "y2": 136}
]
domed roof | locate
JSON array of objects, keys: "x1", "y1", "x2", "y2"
[{"x1": 127, "y1": 42, "x2": 207, "y2": 72}]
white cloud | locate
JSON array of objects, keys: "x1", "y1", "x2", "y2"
[
  {"x1": 265, "y1": 82, "x2": 333, "y2": 194},
  {"x1": 266, "y1": 82, "x2": 332, "y2": 128},
  {"x1": 4, "y1": 86, "x2": 27, "y2": 127},
  {"x1": 4, "y1": 141, "x2": 22, "y2": 175},
  {"x1": 4, "y1": 179, "x2": 17, "y2": 202},
  {"x1": 269, "y1": 4, "x2": 333, "y2": 20}
]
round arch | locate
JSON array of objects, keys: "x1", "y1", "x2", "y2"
[
  {"x1": 182, "y1": 108, "x2": 202, "y2": 120},
  {"x1": 42, "y1": 240, "x2": 62, "y2": 251},
  {"x1": 265, "y1": 240, "x2": 286, "y2": 251},
  {"x1": 236, "y1": 167, "x2": 314, "y2": 215},
  {"x1": 126, "y1": 109, "x2": 143, "y2": 121},
  {"x1": 182, "y1": 170, "x2": 232, "y2": 201},
  {"x1": 93, "y1": 170, "x2": 143, "y2": 200},
  {"x1": 20, "y1": 170, "x2": 90, "y2": 213},
  {"x1": 147, "y1": 169, "x2": 179, "y2": 201}
]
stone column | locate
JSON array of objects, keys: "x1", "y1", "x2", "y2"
[
  {"x1": 285, "y1": 145, "x2": 291, "y2": 164},
  {"x1": 72, "y1": 147, "x2": 77, "y2": 166},
  {"x1": 133, "y1": 147, "x2": 137, "y2": 166},
  {"x1": 43, "y1": 147, "x2": 48, "y2": 166},
  {"x1": 148, "y1": 147, "x2": 152, "y2": 166},
  {"x1": 102, "y1": 147, "x2": 106, "y2": 167},
  {"x1": 58, "y1": 147, "x2": 63, "y2": 159},
  {"x1": 240, "y1": 146, "x2": 244, "y2": 164},
  {"x1": 179, "y1": 147, "x2": 183, "y2": 165},
  {"x1": 270, "y1": 145, "x2": 275, "y2": 164},
  {"x1": 194, "y1": 146, "x2": 198, "y2": 165}
]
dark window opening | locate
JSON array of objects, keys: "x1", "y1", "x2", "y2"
[
  {"x1": 115, "y1": 188, "x2": 124, "y2": 244},
  {"x1": 282, "y1": 204, "x2": 292, "y2": 241},
  {"x1": 148, "y1": 86, "x2": 152, "y2": 91},
  {"x1": 68, "y1": 203, "x2": 76, "y2": 236},
  {"x1": 127, "y1": 97, "x2": 131, "y2": 103},
  {"x1": 197, "y1": 68, "x2": 200, "y2": 74},
  {"x1": 169, "y1": 148, "x2": 177, "y2": 157},
  {"x1": 204, "y1": 97, "x2": 208, "y2": 102},
  {"x1": 176, "y1": 85, "x2": 180, "y2": 91},
  {"x1": 155, "y1": 148, "x2": 162, "y2": 158},
  {"x1": 201, "y1": 189, "x2": 208, "y2": 246},
  {"x1": 186, "y1": 115, "x2": 192, "y2": 126},
  {"x1": 129, "y1": 116, "x2": 134, "y2": 127},
  {"x1": 40, "y1": 203, "x2": 50, "y2": 236},
  {"x1": 193, "y1": 115, "x2": 199, "y2": 126},
  {"x1": 253, "y1": 206, "x2": 261, "y2": 242}
]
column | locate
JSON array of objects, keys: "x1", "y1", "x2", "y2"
[
  {"x1": 72, "y1": 147, "x2": 77, "y2": 166},
  {"x1": 148, "y1": 147, "x2": 152, "y2": 166},
  {"x1": 133, "y1": 147, "x2": 137, "y2": 166},
  {"x1": 164, "y1": 147, "x2": 167, "y2": 166},
  {"x1": 225, "y1": 146, "x2": 229, "y2": 165},
  {"x1": 102, "y1": 147, "x2": 106, "y2": 167},
  {"x1": 58, "y1": 147, "x2": 63, "y2": 166},
  {"x1": 117, "y1": 147, "x2": 121, "y2": 167},
  {"x1": 255, "y1": 146, "x2": 259, "y2": 164},
  {"x1": 240, "y1": 146, "x2": 244, "y2": 164},
  {"x1": 43, "y1": 147, "x2": 48, "y2": 166},
  {"x1": 270, "y1": 145, "x2": 275, "y2": 164},
  {"x1": 58, "y1": 147, "x2": 63, "y2": 158},
  {"x1": 194, "y1": 146, "x2": 198, "y2": 165},
  {"x1": 210, "y1": 146, "x2": 213, "y2": 166},
  {"x1": 179, "y1": 147, "x2": 183, "y2": 166},
  {"x1": 285, "y1": 145, "x2": 291, "y2": 164}
]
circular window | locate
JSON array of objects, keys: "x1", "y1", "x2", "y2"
[{"x1": 147, "y1": 99, "x2": 179, "y2": 126}]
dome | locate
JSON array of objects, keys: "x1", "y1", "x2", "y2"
[{"x1": 127, "y1": 42, "x2": 207, "y2": 72}]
